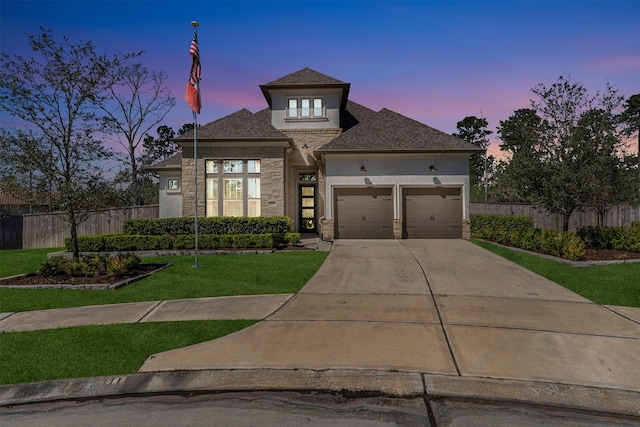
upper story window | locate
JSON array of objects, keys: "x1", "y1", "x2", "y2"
[{"x1": 286, "y1": 97, "x2": 325, "y2": 119}]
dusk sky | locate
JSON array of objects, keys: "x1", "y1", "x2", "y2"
[{"x1": 1, "y1": 1, "x2": 639, "y2": 157}]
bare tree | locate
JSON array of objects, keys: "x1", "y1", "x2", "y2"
[
  {"x1": 99, "y1": 63, "x2": 175, "y2": 205},
  {"x1": 0, "y1": 29, "x2": 133, "y2": 258}
]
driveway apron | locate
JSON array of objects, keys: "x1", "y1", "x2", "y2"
[{"x1": 139, "y1": 240, "x2": 640, "y2": 392}]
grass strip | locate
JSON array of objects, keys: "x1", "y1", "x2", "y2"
[
  {"x1": 0, "y1": 248, "x2": 65, "y2": 278},
  {"x1": 0, "y1": 320, "x2": 256, "y2": 385},
  {"x1": 0, "y1": 251, "x2": 328, "y2": 312},
  {"x1": 472, "y1": 239, "x2": 640, "y2": 308}
]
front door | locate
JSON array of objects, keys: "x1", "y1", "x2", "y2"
[{"x1": 299, "y1": 184, "x2": 316, "y2": 232}]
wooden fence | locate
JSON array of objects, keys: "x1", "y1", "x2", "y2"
[
  {"x1": 6, "y1": 205, "x2": 159, "y2": 250},
  {"x1": 470, "y1": 203, "x2": 640, "y2": 231},
  {"x1": 0, "y1": 215, "x2": 23, "y2": 250},
  {"x1": 2, "y1": 203, "x2": 638, "y2": 250}
]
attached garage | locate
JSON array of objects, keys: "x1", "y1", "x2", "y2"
[
  {"x1": 403, "y1": 188, "x2": 462, "y2": 239},
  {"x1": 334, "y1": 188, "x2": 393, "y2": 239}
]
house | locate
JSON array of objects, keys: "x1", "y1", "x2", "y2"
[{"x1": 148, "y1": 68, "x2": 482, "y2": 240}]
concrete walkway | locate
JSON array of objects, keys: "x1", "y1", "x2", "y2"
[
  {"x1": 138, "y1": 239, "x2": 640, "y2": 393},
  {"x1": 0, "y1": 294, "x2": 293, "y2": 332},
  {"x1": 2, "y1": 239, "x2": 640, "y2": 422}
]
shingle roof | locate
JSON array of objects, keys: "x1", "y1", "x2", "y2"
[
  {"x1": 317, "y1": 108, "x2": 483, "y2": 153},
  {"x1": 145, "y1": 152, "x2": 182, "y2": 171},
  {"x1": 260, "y1": 68, "x2": 350, "y2": 109},
  {"x1": 263, "y1": 68, "x2": 346, "y2": 85},
  {"x1": 174, "y1": 109, "x2": 289, "y2": 141}
]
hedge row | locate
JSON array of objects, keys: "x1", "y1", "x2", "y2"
[
  {"x1": 65, "y1": 233, "x2": 301, "y2": 253},
  {"x1": 471, "y1": 214, "x2": 585, "y2": 261},
  {"x1": 122, "y1": 216, "x2": 292, "y2": 236},
  {"x1": 577, "y1": 223, "x2": 640, "y2": 252}
]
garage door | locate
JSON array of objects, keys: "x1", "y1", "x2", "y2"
[
  {"x1": 403, "y1": 188, "x2": 462, "y2": 238},
  {"x1": 334, "y1": 188, "x2": 393, "y2": 239}
]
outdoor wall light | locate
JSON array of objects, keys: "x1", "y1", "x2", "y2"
[
  {"x1": 360, "y1": 166, "x2": 367, "y2": 173},
  {"x1": 429, "y1": 165, "x2": 437, "y2": 171}
]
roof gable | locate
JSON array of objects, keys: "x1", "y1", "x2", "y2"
[
  {"x1": 260, "y1": 68, "x2": 350, "y2": 110},
  {"x1": 318, "y1": 108, "x2": 483, "y2": 153},
  {"x1": 263, "y1": 68, "x2": 346, "y2": 85}
]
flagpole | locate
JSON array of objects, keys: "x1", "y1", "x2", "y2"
[{"x1": 191, "y1": 20, "x2": 200, "y2": 269}]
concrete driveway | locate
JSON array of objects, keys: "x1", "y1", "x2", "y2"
[{"x1": 139, "y1": 239, "x2": 640, "y2": 393}]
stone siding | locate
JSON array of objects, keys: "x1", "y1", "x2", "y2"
[
  {"x1": 181, "y1": 145, "x2": 285, "y2": 217},
  {"x1": 282, "y1": 129, "x2": 342, "y2": 234}
]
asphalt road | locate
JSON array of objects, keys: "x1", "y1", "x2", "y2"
[{"x1": 3, "y1": 391, "x2": 639, "y2": 427}]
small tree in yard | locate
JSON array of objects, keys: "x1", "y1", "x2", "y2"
[{"x1": 0, "y1": 29, "x2": 133, "y2": 258}]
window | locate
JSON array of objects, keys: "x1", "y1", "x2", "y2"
[
  {"x1": 167, "y1": 178, "x2": 180, "y2": 192},
  {"x1": 286, "y1": 97, "x2": 325, "y2": 119},
  {"x1": 205, "y1": 160, "x2": 261, "y2": 217}
]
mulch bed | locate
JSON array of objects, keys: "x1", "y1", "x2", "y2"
[
  {"x1": 1, "y1": 264, "x2": 162, "y2": 287},
  {"x1": 582, "y1": 248, "x2": 640, "y2": 261}
]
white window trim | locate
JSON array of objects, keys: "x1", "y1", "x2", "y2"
[{"x1": 166, "y1": 178, "x2": 181, "y2": 193}]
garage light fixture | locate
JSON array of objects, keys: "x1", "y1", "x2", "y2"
[
  {"x1": 429, "y1": 165, "x2": 437, "y2": 171},
  {"x1": 360, "y1": 166, "x2": 367, "y2": 173}
]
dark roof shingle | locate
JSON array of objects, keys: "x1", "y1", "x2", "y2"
[
  {"x1": 146, "y1": 152, "x2": 182, "y2": 171},
  {"x1": 174, "y1": 109, "x2": 288, "y2": 141},
  {"x1": 317, "y1": 108, "x2": 483, "y2": 153},
  {"x1": 263, "y1": 68, "x2": 346, "y2": 85}
]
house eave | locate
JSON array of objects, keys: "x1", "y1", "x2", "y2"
[{"x1": 176, "y1": 138, "x2": 292, "y2": 148}]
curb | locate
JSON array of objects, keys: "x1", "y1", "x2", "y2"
[{"x1": 1, "y1": 370, "x2": 639, "y2": 420}]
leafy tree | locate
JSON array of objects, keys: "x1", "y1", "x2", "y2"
[
  {"x1": 620, "y1": 94, "x2": 640, "y2": 164},
  {"x1": 495, "y1": 108, "x2": 550, "y2": 202},
  {"x1": 620, "y1": 94, "x2": 640, "y2": 197},
  {"x1": 497, "y1": 76, "x2": 629, "y2": 231},
  {"x1": 99, "y1": 63, "x2": 176, "y2": 205},
  {"x1": 141, "y1": 125, "x2": 179, "y2": 167},
  {"x1": 0, "y1": 29, "x2": 131, "y2": 258},
  {"x1": 453, "y1": 116, "x2": 493, "y2": 201},
  {"x1": 0, "y1": 129, "x2": 55, "y2": 213},
  {"x1": 574, "y1": 108, "x2": 636, "y2": 226}
]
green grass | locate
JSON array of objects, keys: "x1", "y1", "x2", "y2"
[
  {"x1": 472, "y1": 239, "x2": 640, "y2": 308},
  {"x1": 0, "y1": 320, "x2": 256, "y2": 385},
  {"x1": 0, "y1": 247, "x2": 65, "y2": 278},
  {"x1": 0, "y1": 251, "x2": 328, "y2": 312}
]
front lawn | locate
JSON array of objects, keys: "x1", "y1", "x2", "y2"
[
  {"x1": 0, "y1": 250, "x2": 328, "y2": 312},
  {"x1": 473, "y1": 239, "x2": 640, "y2": 308},
  {"x1": 0, "y1": 320, "x2": 256, "y2": 385},
  {"x1": 0, "y1": 247, "x2": 65, "y2": 278}
]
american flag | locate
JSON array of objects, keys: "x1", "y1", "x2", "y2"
[{"x1": 185, "y1": 30, "x2": 201, "y2": 114}]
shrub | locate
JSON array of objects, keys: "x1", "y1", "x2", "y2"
[
  {"x1": 612, "y1": 224, "x2": 640, "y2": 253},
  {"x1": 471, "y1": 214, "x2": 534, "y2": 243},
  {"x1": 37, "y1": 254, "x2": 141, "y2": 277},
  {"x1": 63, "y1": 259, "x2": 93, "y2": 277},
  {"x1": 510, "y1": 227, "x2": 541, "y2": 251},
  {"x1": 576, "y1": 226, "x2": 624, "y2": 249},
  {"x1": 38, "y1": 256, "x2": 67, "y2": 276},
  {"x1": 540, "y1": 229, "x2": 564, "y2": 257},
  {"x1": 122, "y1": 216, "x2": 293, "y2": 236},
  {"x1": 560, "y1": 232, "x2": 586, "y2": 261}
]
